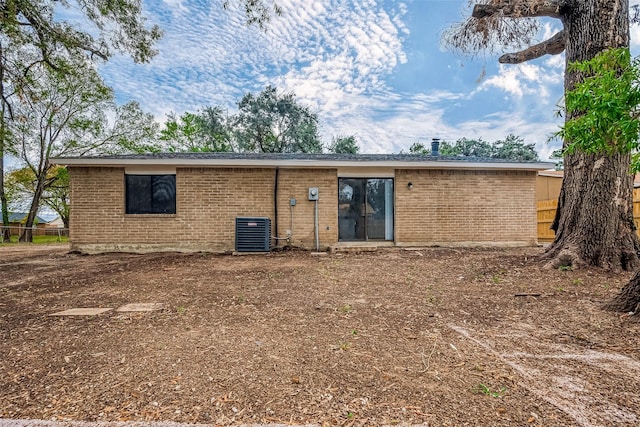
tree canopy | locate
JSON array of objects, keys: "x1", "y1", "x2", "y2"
[
  {"x1": 327, "y1": 136, "x2": 360, "y2": 154},
  {"x1": 1, "y1": 0, "x2": 161, "y2": 65},
  {"x1": 8, "y1": 64, "x2": 158, "y2": 241},
  {"x1": 157, "y1": 88, "x2": 323, "y2": 154},
  {"x1": 159, "y1": 108, "x2": 233, "y2": 153},
  {"x1": 408, "y1": 134, "x2": 539, "y2": 161},
  {"x1": 556, "y1": 48, "x2": 640, "y2": 162},
  {"x1": 1, "y1": 0, "x2": 161, "y2": 241},
  {"x1": 234, "y1": 86, "x2": 322, "y2": 154},
  {"x1": 6, "y1": 165, "x2": 69, "y2": 228}
]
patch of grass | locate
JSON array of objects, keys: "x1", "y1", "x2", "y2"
[
  {"x1": 1, "y1": 235, "x2": 69, "y2": 245},
  {"x1": 335, "y1": 341, "x2": 351, "y2": 351},
  {"x1": 339, "y1": 304, "x2": 352, "y2": 314},
  {"x1": 176, "y1": 306, "x2": 186, "y2": 313},
  {"x1": 573, "y1": 278, "x2": 584, "y2": 285},
  {"x1": 473, "y1": 383, "x2": 506, "y2": 398},
  {"x1": 558, "y1": 265, "x2": 572, "y2": 271}
]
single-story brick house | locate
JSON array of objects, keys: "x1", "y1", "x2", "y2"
[{"x1": 51, "y1": 152, "x2": 553, "y2": 253}]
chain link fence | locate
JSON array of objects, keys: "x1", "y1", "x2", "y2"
[{"x1": 1, "y1": 225, "x2": 69, "y2": 240}]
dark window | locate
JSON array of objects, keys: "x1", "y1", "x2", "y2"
[{"x1": 125, "y1": 175, "x2": 176, "y2": 214}]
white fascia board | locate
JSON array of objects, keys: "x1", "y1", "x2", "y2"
[{"x1": 50, "y1": 157, "x2": 555, "y2": 171}]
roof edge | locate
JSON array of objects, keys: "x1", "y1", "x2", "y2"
[{"x1": 51, "y1": 156, "x2": 555, "y2": 171}]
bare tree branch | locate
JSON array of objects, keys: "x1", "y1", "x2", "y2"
[
  {"x1": 499, "y1": 30, "x2": 566, "y2": 63},
  {"x1": 472, "y1": 0, "x2": 565, "y2": 20},
  {"x1": 632, "y1": 4, "x2": 640, "y2": 24}
]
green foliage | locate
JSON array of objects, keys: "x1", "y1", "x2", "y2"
[
  {"x1": 110, "y1": 102, "x2": 161, "y2": 154},
  {"x1": 160, "y1": 87, "x2": 325, "y2": 154},
  {"x1": 159, "y1": 107, "x2": 232, "y2": 153},
  {"x1": 223, "y1": 0, "x2": 282, "y2": 29},
  {"x1": 160, "y1": 112, "x2": 205, "y2": 152},
  {"x1": 408, "y1": 142, "x2": 428, "y2": 154},
  {"x1": 1, "y1": 0, "x2": 160, "y2": 241},
  {"x1": 549, "y1": 149, "x2": 564, "y2": 159},
  {"x1": 492, "y1": 134, "x2": 540, "y2": 161},
  {"x1": 328, "y1": 135, "x2": 360, "y2": 154},
  {"x1": 235, "y1": 86, "x2": 322, "y2": 153},
  {"x1": 1, "y1": 0, "x2": 161, "y2": 65},
  {"x1": 11, "y1": 65, "x2": 113, "y2": 157},
  {"x1": 11, "y1": 65, "x2": 157, "y2": 159},
  {"x1": 473, "y1": 383, "x2": 506, "y2": 398},
  {"x1": 408, "y1": 135, "x2": 539, "y2": 161},
  {"x1": 8, "y1": 64, "x2": 158, "y2": 239},
  {"x1": 196, "y1": 106, "x2": 234, "y2": 152},
  {"x1": 556, "y1": 48, "x2": 640, "y2": 166},
  {"x1": 6, "y1": 165, "x2": 69, "y2": 227},
  {"x1": 339, "y1": 304, "x2": 352, "y2": 313},
  {"x1": 409, "y1": 141, "x2": 456, "y2": 155},
  {"x1": 449, "y1": 137, "x2": 494, "y2": 157}
]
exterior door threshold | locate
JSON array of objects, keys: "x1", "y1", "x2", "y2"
[{"x1": 330, "y1": 241, "x2": 394, "y2": 253}]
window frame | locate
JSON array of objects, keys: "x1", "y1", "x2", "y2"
[{"x1": 124, "y1": 173, "x2": 177, "y2": 215}]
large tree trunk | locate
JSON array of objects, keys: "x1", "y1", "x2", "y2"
[
  {"x1": 542, "y1": 0, "x2": 640, "y2": 271},
  {"x1": 605, "y1": 269, "x2": 640, "y2": 313},
  {"x1": 544, "y1": 152, "x2": 639, "y2": 270}
]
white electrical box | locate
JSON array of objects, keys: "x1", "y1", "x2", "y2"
[{"x1": 308, "y1": 187, "x2": 319, "y2": 201}]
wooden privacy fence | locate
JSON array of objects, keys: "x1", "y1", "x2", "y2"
[
  {"x1": 537, "y1": 188, "x2": 640, "y2": 242},
  {"x1": 537, "y1": 199, "x2": 558, "y2": 242}
]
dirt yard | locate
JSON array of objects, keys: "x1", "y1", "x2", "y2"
[{"x1": 1, "y1": 244, "x2": 639, "y2": 426}]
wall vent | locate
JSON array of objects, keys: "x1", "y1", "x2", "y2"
[{"x1": 235, "y1": 217, "x2": 272, "y2": 252}]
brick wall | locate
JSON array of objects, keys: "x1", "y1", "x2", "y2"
[
  {"x1": 69, "y1": 166, "x2": 339, "y2": 253},
  {"x1": 276, "y1": 169, "x2": 338, "y2": 249},
  {"x1": 69, "y1": 166, "x2": 537, "y2": 253},
  {"x1": 394, "y1": 169, "x2": 537, "y2": 246}
]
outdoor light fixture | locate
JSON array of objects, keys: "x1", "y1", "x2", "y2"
[{"x1": 407, "y1": 182, "x2": 413, "y2": 189}]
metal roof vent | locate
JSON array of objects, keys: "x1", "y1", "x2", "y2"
[
  {"x1": 235, "y1": 217, "x2": 271, "y2": 252},
  {"x1": 431, "y1": 138, "x2": 440, "y2": 157}
]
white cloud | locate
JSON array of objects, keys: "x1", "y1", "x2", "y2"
[
  {"x1": 477, "y1": 62, "x2": 561, "y2": 99},
  {"x1": 102, "y1": 0, "x2": 408, "y2": 118},
  {"x1": 632, "y1": 25, "x2": 640, "y2": 49},
  {"x1": 160, "y1": 0, "x2": 188, "y2": 13}
]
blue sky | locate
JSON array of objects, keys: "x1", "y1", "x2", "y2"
[
  {"x1": 15, "y1": 0, "x2": 640, "y2": 163},
  {"x1": 97, "y1": 0, "x2": 576, "y2": 159}
]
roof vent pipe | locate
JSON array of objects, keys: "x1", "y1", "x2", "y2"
[{"x1": 431, "y1": 138, "x2": 440, "y2": 156}]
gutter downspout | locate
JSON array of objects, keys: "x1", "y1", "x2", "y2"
[{"x1": 274, "y1": 167, "x2": 279, "y2": 248}]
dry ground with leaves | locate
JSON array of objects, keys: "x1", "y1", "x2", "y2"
[{"x1": 1, "y1": 245, "x2": 639, "y2": 426}]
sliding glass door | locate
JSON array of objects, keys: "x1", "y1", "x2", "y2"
[{"x1": 338, "y1": 178, "x2": 394, "y2": 241}]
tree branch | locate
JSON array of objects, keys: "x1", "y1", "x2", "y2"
[
  {"x1": 17, "y1": 1, "x2": 109, "y2": 62},
  {"x1": 472, "y1": 0, "x2": 564, "y2": 19},
  {"x1": 499, "y1": 30, "x2": 566, "y2": 64}
]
